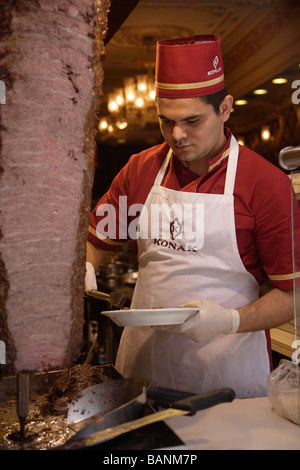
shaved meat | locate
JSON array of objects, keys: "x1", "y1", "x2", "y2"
[
  {"x1": 0, "y1": 0, "x2": 110, "y2": 374},
  {"x1": 46, "y1": 363, "x2": 112, "y2": 415}
]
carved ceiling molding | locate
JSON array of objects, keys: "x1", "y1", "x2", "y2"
[
  {"x1": 224, "y1": 1, "x2": 300, "y2": 69},
  {"x1": 101, "y1": 0, "x2": 299, "y2": 144},
  {"x1": 109, "y1": 25, "x2": 193, "y2": 48},
  {"x1": 140, "y1": 0, "x2": 280, "y2": 6}
]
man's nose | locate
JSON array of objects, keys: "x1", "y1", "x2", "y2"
[{"x1": 172, "y1": 124, "x2": 187, "y2": 141}]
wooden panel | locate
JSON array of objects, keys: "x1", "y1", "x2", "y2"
[
  {"x1": 270, "y1": 328, "x2": 294, "y2": 358},
  {"x1": 270, "y1": 320, "x2": 300, "y2": 359}
]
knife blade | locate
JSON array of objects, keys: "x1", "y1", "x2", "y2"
[{"x1": 59, "y1": 387, "x2": 235, "y2": 450}]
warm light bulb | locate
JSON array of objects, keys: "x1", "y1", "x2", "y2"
[
  {"x1": 234, "y1": 99, "x2": 248, "y2": 105},
  {"x1": 124, "y1": 77, "x2": 136, "y2": 103},
  {"x1": 98, "y1": 119, "x2": 108, "y2": 131},
  {"x1": 116, "y1": 93, "x2": 124, "y2": 106},
  {"x1": 116, "y1": 120, "x2": 128, "y2": 130},
  {"x1": 108, "y1": 101, "x2": 118, "y2": 112},
  {"x1": 127, "y1": 91, "x2": 135, "y2": 102},
  {"x1": 262, "y1": 130, "x2": 270, "y2": 140},
  {"x1": 135, "y1": 97, "x2": 144, "y2": 108},
  {"x1": 272, "y1": 78, "x2": 287, "y2": 84},
  {"x1": 253, "y1": 89, "x2": 268, "y2": 95},
  {"x1": 107, "y1": 93, "x2": 119, "y2": 113},
  {"x1": 147, "y1": 81, "x2": 156, "y2": 101},
  {"x1": 261, "y1": 125, "x2": 271, "y2": 141},
  {"x1": 136, "y1": 75, "x2": 148, "y2": 93}
]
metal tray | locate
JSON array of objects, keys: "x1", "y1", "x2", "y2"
[
  {"x1": 0, "y1": 364, "x2": 121, "y2": 403},
  {"x1": 0, "y1": 365, "x2": 185, "y2": 450}
]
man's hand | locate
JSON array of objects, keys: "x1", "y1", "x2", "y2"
[
  {"x1": 158, "y1": 299, "x2": 240, "y2": 346},
  {"x1": 85, "y1": 262, "x2": 97, "y2": 292}
]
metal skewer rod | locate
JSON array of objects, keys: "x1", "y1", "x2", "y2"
[{"x1": 17, "y1": 372, "x2": 30, "y2": 439}]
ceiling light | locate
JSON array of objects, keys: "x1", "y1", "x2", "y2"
[
  {"x1": 99, "y1": 70, "x2": 158, "y2": 140},
  {"x1": 261, "y1": 125, "x2": 271, "y2": 141},
  {"x1": 116, "y1": 120, "x2": 128, "y2": 130},
  {"x1": 253, "y1": 89, "x2": 268, "y2": 95},
  {"x1": 272, "y1": 78, "x2": 287, "y2": 84},
  {"x1": 107, "y1": 93, "x2": 119, "y2": 113},
  {"x1": 115, "y1": 88, "x2": 125, "y2": 106},
  {"x1": 98, "y1": 119, "x2": 108, "y2": 131},
  {"x1": 135, "y1": 97, "x2": 145, "y2": 108},
  {"x1": 234, "y1": 99, "x2": 248, "y2": 105}
]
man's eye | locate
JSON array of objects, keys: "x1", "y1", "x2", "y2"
[{"x1": 187, "y1": 119, "x2": 199, "y2": 124}]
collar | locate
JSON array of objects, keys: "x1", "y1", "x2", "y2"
[
  {"x1": 175, "y1": 127, "x2": 232, "y2": 176},
  {"x1": 208, "y1": 131, "x2": 231, "y2": 172}
]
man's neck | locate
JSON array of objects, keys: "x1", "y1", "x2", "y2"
[{"x1": 185, "y1": 133, "x2": 228, "y2": 177}]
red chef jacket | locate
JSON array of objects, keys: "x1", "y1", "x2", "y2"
[{"x1": 88, "y1": 128, "x2": 300, "y2": 292}]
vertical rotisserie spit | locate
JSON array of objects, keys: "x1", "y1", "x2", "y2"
[{"x1": 0, "y1": 0, "x2": 110, "y2": 435}]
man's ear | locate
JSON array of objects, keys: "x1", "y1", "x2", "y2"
[{"x1": 220, "y1": 95, "x2": 234, "y2": 123}]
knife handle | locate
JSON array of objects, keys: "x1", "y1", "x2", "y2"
[{"x1": 172, "y1": 387, "x2": 235, "y2": 416}]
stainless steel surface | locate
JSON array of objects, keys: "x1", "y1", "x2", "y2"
[
  {"x1": 85, "y1": 290, "x2": 126, "y2": 307},
  {"x1": 16, "y1": 372, "x2": 30, "y2": 439},
  {"x1": 67, "y1": 379, "x2": 196, "y2": 427},
  {"x1": 67, "y1": 377, "x2": 149, "y2": 425},
  {"x1": 279, "y1": 146, "x2": 300, "y2": 171},
  {"x1": 0, "y1": 365, "x2": 122, "y2": 450}
]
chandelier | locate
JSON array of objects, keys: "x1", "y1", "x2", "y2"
[{"x1": 98, "y1": 73, "x2": 158, "y2": 139}]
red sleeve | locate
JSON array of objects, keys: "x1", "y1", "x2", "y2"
[
  {"x1": 87, "y1": 143, "x2": 168, "y2": 251},
  {"x1": 251, "y1": 166, "x2": 300, "y2": 291},
  {"x1": 87, "y1": 163, "x2": 130, "y2": 252},
  {"x1": 231, "y1": 145, "x2": 300, "y2": 291}
]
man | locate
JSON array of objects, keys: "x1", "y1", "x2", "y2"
[{"x1": 86, "y1": 35, "x2": 299, "y2": 398}]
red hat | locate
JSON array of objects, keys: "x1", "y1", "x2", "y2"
[{"x1": 155, "y1": 35, "x2": 225, "y2": 98}]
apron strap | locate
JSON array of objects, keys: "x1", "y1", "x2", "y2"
[
  {"x1": 153, "y1": 148, "x2": 173, "y2": 186},
  {"x1": 154, "y1": 136, "x2": 239, "y2": 196},
  {"x1": 224, "y1": 135, "x2": 239, "y2": 196}
]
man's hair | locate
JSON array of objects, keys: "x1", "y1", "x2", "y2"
[
  {"x1": 199, "y1": 88, "x2": 228, "y2": 115},
  {"x1": 156, "y1": 87, "x2": 229, "y2": 115}
]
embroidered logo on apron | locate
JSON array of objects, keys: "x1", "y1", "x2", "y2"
[{"x1": 138, "y1": 201, "x2": 205, "y2": 251}]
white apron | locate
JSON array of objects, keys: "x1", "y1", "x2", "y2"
[{"x1": 116, "y1": 136, "x2": 270, "y2": 398}]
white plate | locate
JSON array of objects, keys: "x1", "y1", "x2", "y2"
[{"x1": 101, "y1": 307, "x2": 198, "y2": 327}]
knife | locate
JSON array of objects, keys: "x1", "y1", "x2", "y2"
[{"x1": 59, "y1": 387, "x2": 235, "y2": 450}]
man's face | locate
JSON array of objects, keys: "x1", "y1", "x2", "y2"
[{"x1": 156, "y1": 96, "x2": 232, "y2": 174}]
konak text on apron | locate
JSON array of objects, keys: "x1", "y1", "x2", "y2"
[{"x1": 116, "y1": 135, "x2": 270, "y2": 398}]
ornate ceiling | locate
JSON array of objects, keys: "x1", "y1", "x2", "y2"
[{"x1": 99, "y1": 0, "x2": 300, "y2": 144}]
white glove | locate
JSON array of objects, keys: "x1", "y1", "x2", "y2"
[
  {"x1": 85, "y1": 262, "x2": 97, "y2": 292},
  {"x1": 159, "y1": 299, "x2": 240, "y2": 346}
]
